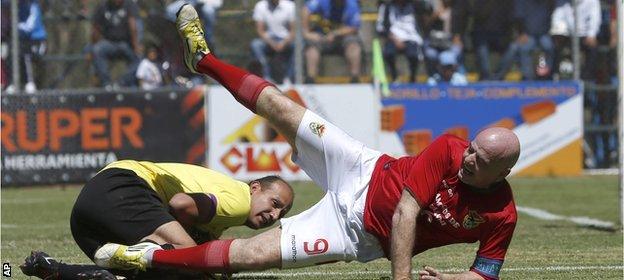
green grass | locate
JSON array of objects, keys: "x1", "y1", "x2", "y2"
[{"x1": 2, "y1": 176, "x2": 623, "y2": 279}]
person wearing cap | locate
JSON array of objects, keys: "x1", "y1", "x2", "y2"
[{"x1": 427, "y1": 50, "x2": 467, "y2": 85}]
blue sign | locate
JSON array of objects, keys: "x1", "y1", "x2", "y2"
[{"x1": 381, "y1": 81, "x2": 582, "y2": 140}]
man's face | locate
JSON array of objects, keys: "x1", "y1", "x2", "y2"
[
  {"x1": 458, "y1": 141, "x2": 506, "y2": 188},
  {"x1": 246, "y1": 181, "x2": 293, "y2": 229},
  {"x1": 440, "y1": 65, "x2": 455, "y2": 81}
]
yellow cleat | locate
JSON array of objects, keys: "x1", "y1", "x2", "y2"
[
  {"x1": 93, "y1": 242, "x2": 160, "y2": 271},
  {"x1": 176, "y1": 4, "x2": 210, "y2": 73}
]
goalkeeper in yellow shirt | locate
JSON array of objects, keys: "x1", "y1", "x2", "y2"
[{"x1": 21, "y1": 160, "x2": 294, "y2": 280}]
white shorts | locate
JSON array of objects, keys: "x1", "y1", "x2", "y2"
[{"x1": 280, "y1": 110, "x2": 384, "y2": 268}]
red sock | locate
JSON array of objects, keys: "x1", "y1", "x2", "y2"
[
  {"x1": 196, "y1": 53, "x2": 273, "y2": 113},
  {"x1": 152, "y1": 239, "x2": 233, "y2": 273}
]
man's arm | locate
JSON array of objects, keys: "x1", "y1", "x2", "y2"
[
  {"x1": 330, "y1": 24, "x2": 358, "y2": 37},
  {"x1": 168, "y1": 193, "x2": 217, "y2": 228},
  {"x1": 91, "y1": 8, "x2": 102, "y2": 44},
  {"x1": 255, "y1": 21, "x2": 275, "y2": 46},
  {"x1": 391, "y1": 189, "x2": 420, "y2": 280},
  {"x1": 301, "y1": 7, "x2": 320, "y2": 41},
  {"x1": 450, "y1": 0, "x2": 468, "y2": 48},
  {"x1": 283, "y1": 20, "x2": 296, "y2": 45},
  {"x1": 127, "y1": 15, "x2": 142, "y2": 55},
  {"x1": 418, "y1": 266, "x2": 484, "y2": 280}
]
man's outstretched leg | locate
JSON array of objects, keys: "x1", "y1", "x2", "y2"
[
  {"x1": 95, "y1": 227, "x2": 283, "y2": 273},
  {"x1": 177, "y1": 4, "x2": 304, "y2": 148}
]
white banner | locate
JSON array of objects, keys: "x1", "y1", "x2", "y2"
[
  {"x1": 207, "y1": 84, "x2": 378, "y2": 181},
  {"x1": 512, "y1": 93, "x2": 583, "y2": 174}
]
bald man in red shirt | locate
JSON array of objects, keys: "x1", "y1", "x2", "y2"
[{"x1": 96, "y1": 5, "x2": 520, "y2": 280}]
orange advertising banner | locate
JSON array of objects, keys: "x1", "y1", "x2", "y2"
[{"x1": 1, "y1": 88, "x2": 206, "y2": 186}]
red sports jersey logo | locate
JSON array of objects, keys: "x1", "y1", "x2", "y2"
[
  {"x1": 303, "y1": 239, "x2": 329, "y2": 255},
  {"x1": 463, "y1": 210, "x2": 486, "y2": 229}
]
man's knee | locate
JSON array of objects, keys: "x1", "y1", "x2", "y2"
[
  {"x1": 91, "y1": 42, "x2": 108, "y2": 57},
  {"x1": 305, "y1": 46, "x2": 320, "y2": 58},
  {"x1": 261, "y1": 87, "x2": 293, "y2": 109},
  {"x1": 142, "y1": 221, "x2": 196, "y2": 248},
  {"x1": 251, "y1": 39, "x2": 265, "y2": 53},
  {"x1": 382, "y1": 44, "x2": 396, "y2": 57},
  {"x1": 345, "y1": 41, "x2": 361, "y2": 54},
  {"x1": 231, "y1": 238, "x2": 281, "y2": 270}
]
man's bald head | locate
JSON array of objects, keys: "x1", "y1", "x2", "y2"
[
  {"x1": 458, "y1": 127, "x2": 521, "y2": 188},
  {"x1": 475, "y1": 127, "x2": 521, "y2": 169}
]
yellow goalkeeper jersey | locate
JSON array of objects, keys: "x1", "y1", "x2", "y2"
[{"x1": 102, "y1": 160, "x2": 250, "y2": 238}]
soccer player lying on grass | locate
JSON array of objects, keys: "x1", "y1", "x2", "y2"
[
  {"x1": 20, "y1": 161, "x2": 294, "y2": 280},
  {"x1": 95, "y1": 4, "x2": 521, "y2": 280}
]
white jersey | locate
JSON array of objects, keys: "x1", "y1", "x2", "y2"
[{"x1": 253, "y1": 0, "x2": 295, "y2": 40}]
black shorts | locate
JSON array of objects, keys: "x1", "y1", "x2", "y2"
[{"x1": 70, "y1": 168, "x2": 175, "y2": 259}]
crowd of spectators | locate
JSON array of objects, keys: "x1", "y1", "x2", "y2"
[
  {"x1": 0, "y1": 0, "x2": 619, "y2": 168},
  {"x1": 0, "y1": 0, "x2": 619, "y2": 91}
]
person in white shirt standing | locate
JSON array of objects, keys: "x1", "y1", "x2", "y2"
[
  {"x1": 550, "y1": 0, "x2": 601, "y2": 80},
  {"x1": 376, "y1": 0, "x2": 424, "y2": 83},
  {"x1": 251, "y1": 0, "x2": 296, "y2": 84},
  {"x1": 136, "y1": 45, "x2": 164, "y2": 90}
]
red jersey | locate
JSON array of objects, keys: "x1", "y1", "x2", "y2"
[{"x1": 363, "y1": 135, "x2": 516, "y2": 279}]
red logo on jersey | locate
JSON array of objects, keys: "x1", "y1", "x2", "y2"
[{"x1": 303, "y1": 239, "x2": 329, "y2": 255}]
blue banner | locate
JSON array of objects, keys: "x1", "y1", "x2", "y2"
[{"x1": 381, "y1": 81, "x2": 582, "y2": 140}]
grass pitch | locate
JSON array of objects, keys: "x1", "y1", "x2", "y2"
[{"x1": 2, "y1": 176, "x2": 622, "y2": 279}]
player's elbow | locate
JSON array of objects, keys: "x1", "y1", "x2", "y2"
[
  {"x1": 393, "y1": 205, "x2": 415, "y2": 225},
  {"x1": 394, "y1": 206, "x2": 420, "y2": 231}
]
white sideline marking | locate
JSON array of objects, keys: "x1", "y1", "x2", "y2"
[
  {"x1": 233, "y1": 265, "x2": 624, "y2": 277},
  {"x1": 1, "y1": 198, "x2": 55, "y2": 204},
  {"x1": 1, "y1": 223, "x2": 66, "y2": 229},
  {"x1": 583, "y1": 168, "x2": 618, "y2": 175},
  {"x1": 516, "y1": 206, "x2": 616, "y2": 229}
]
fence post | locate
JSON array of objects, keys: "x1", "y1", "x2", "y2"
[
  {"x1": 617, "y1": 0, "x2": 623, "y2": 229},
  {"x1": 10, "y1": 0, "x2": 20, "y2": 91}
]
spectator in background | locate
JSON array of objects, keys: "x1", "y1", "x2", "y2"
[
  {"x1": 550, "y1": 0, "x2": 601, "y2": 81},
  {"x1": 44, "y1": 0, "x2": 89, "y2": 56},
  {"x1": 302, "y1": 0, "x2": 362, "y2": 83},
  {"x1": 136, "y1": 45, "x2": 164, "y2": 90},
  {"x1": 91, "y1": 0, "x2": 142, "y2": 89},
  {"x1": 608, "y1": 1, "x2": 617, "y2": 85},
  {"x1": 5, "y1": 0, "x2": 48, "y2": 94},
  {"x1": 427, "y1": 49, "x2": 467, "y2": 85},
  {"x1": 496, "y1": 0, "x2": 555, "y2": 81},
  {"x1": 166, "y1": 0, "x2": 222, "y2": 51},
  {"x1": 452, "y1": 0, "x2": 513, "y2": 81},
  {"x1": 376, "y1": 0, "x2": 424, "y2": 83},
  {"x1": 251, "y1": 0, "x2": 295, "y2": 84},
  {"x1": 423, "y1": 0, "x2": 461, "y2": 77}
]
